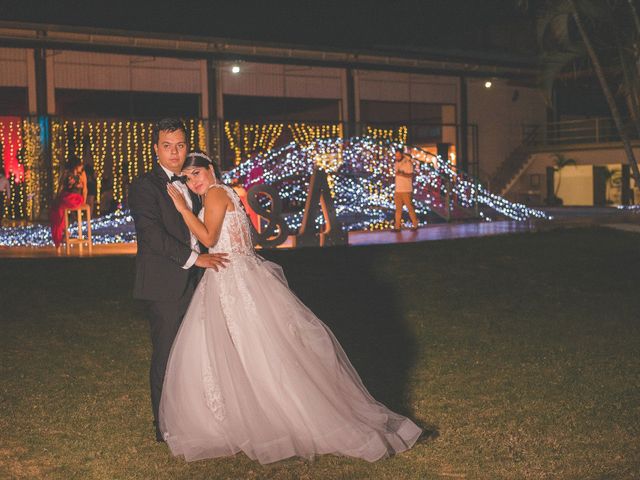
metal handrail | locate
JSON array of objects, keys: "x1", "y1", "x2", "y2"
[{"x1": 523, "y1": 117, "x2": 638, "y2": 147}]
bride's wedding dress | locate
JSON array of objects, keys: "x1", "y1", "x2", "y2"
[{"x1": 160, "y1": 184, "x2": 421, "y2": 464}]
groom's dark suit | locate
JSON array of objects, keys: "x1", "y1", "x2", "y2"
[{"x1": 128, "y1": 163, "x2": 203, "y2": 441}]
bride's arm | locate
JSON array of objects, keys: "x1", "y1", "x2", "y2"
[{"x1": 167, "y1": 184, "x2": 228, "y2": 248}]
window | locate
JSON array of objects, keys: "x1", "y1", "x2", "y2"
[{"x1": 0, "y1": 87, "x2": 28, "y2": 116}]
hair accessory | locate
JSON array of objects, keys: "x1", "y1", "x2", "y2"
[{"x1": 186, "y1": 152, "x2": 213, "y2": 164}]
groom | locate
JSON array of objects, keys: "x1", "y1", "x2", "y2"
[{"x1": 129, "y1": 118, "x2": 228, "y2": 442}]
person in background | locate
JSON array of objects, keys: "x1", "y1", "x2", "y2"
[
  {"x1": 84, "y1": 164, "x2": 97, "y2": 215},
  {"x1": 100, "y1": 176, "x2": 116, "y2": 215},
  {"x1": 0, "y1": 169, "x2": 10, "y2": 224},
  {"x1": 50, "y1": 155, "x2": 87, "y2": 247},
  {"x1": 393, "y1": 147, "x2": 418, "y2": 231}
]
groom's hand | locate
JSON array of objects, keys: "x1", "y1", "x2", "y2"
[{"x1": 195, "y1": 253, "x2": 230, "y2": 271}]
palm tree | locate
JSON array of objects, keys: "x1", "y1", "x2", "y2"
[
  {"x1": 601, "y1": 167, "x2": 622, "y2": 204},
  {"x1": 527, "y1": 0, "x2": 640, "y2": 188},
  {"x1": 552, "y1": 153, "x2": 577, "y2": 197},
  {"x1": 568, "y1": 0, "x2": 640, "y2": 187}
]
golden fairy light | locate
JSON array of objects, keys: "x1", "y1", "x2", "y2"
[
  {"x1": 225, "y1": 121, "x2": 284, "y2": 165},
  {"x1": 364, "y1": 125, "x2": 407, "y2": 144}
]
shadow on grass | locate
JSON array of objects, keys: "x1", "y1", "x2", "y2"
[{"x1": 263, "y1": 245, "x2": 438, "y2": 439}]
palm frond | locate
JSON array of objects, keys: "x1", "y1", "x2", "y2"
[
  {"x1": 536, "y1": 0, "x2": 575, "y2": 49},
  {"x1": 538, "y1": 50, "x2": 584, "y2": 103}
]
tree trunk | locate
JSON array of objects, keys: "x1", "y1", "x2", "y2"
[
  {"x1": 626, "y1": 0, "x2": 640, "y2": 117},
  {"x1": 570, "y1": 0, "x2": 640, "y2": 189},
  {"x1": 554, "y1": 170, "x2": 562, "y2": 196},
  {"x1": 614, "y1": 28, "x2": 640, "y2": 139}
]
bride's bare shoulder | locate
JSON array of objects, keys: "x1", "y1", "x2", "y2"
[{"x1": 204, "y1": 185, "x2": 231, "y2": 209}]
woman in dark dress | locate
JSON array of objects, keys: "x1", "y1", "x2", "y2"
[{"x1": 50, "y1": 156, "x2": 87, "y2": 247}]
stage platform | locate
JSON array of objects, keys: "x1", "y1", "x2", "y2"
[
  {"x1": 1, "y1": 208, "x2": 638, "y2": 259},
  {"x1": 0, "y1": 220, "x2": 538, "y2": 258},
  {"x1": 0, "y1": 242, "x2": 137, "y2": 258}
]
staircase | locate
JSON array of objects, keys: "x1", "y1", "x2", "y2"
[{"x1": 490, "y1": 126, "x2": 539, "y2": 196}]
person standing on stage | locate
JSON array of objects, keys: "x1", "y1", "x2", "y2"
[{"x1": 393, "y1": 147, "x2": 418, "y2": 231}]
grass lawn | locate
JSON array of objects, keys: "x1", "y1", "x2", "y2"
[{"x1": 1, "y1": 227, "x2": 639, "y2": 479}]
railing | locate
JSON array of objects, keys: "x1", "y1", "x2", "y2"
[
  {"x1": 523, "y1": 117, "x2": 640, "y2": 147},
  {"x1": 405, "y1": 143, "x2": 545, "y2": 222},
  {"x1": 405, "y1": 143, "x2": 481, "y2": 221},
  {"x1": 486, "y1": 125, "x2": 540, "y2": 195}
]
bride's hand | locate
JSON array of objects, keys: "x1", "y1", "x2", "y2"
[{"x1": 166, "y1": 183, "x2": 189, "y2": 213}]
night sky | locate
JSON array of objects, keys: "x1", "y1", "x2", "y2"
[{"x1": 0, "y1": 0, "x2": 537, "y2": 60}]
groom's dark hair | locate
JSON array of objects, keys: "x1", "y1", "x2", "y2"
[{"x1": 152, "y1": 118, "x2": 188, "y2": 146}]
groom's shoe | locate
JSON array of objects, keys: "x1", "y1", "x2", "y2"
[{"x1": 154, "y1": 421, "x2": 165, "y2": 442}]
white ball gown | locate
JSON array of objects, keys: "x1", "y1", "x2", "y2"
[{"x1": 159, "y1": 184, "x2": 422, "y2": 464}]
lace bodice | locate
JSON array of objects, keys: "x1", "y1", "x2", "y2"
[{"x1": 198, "y1": 183, "x2": 255, "y2": 257}]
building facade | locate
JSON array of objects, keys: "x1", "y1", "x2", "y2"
[{"x1": 0, "y1": 21, "x2": 546, "y2": 219}]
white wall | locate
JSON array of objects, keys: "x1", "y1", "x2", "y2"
[
  {"x1": 221, "y1": 62, "x2": 343, "y2": 99},
  {"x1": 467, "y1": 79, "x2": 546, "y2": 178},
  {"x1": 50, "y1": 50, "x2": 202, "y2": 93},
  {"x1": 358, "y1": 70, "x2": 457, "y2": 104},
  {"x1": 554, "y1": 165, "x2": 594, "y2": 206}
]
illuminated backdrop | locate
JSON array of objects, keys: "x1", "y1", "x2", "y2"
[{"x1": 0, "y1": 135, "x2": 547, "y2": 247}]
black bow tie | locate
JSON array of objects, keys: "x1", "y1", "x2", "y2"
[{"x1": 170, "y1": 174, "x2": 187, "y2": 184}]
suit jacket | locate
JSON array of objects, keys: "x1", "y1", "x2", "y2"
[{"x1": 129, "y1": 164, "x2": 202, "y2": 302}]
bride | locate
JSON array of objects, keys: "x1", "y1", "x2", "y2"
[{"x1": 161, "y1": 152, "x2": 422, "y2": 464}]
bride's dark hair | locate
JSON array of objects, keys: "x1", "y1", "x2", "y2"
[{"x1": 183, "y1": 151, "x2": 222, "y2": 180}]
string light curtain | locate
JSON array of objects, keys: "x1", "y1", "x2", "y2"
[
  {"x1": 364, "y1": 125, "x2": 408, "y2": 144},
  {"x1": 0, "y1": 117, "x2": 45, "y2": 221},
  {"x1": 289, "y1": 123, "x2": 343, "y2": 147},
  {"x1": 224, "y1": 121, "x2": 412, "y2": 165},
  {"x1": 224, "y1": 121, "x2": 284, "y2": 165},
  {"x1": 51, "y1": 118, "x2": 206, "y2": 214},
  {"x1": 0, "y1": 117, "x2": 206, "y2": 220}
]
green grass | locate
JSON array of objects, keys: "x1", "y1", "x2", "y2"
[{"x1": 1, "y1": 228, "x2": 639, "y2": 479}]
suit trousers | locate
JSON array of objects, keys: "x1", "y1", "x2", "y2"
[
  {"x1": 146, "y1": 275, "x2": 197, "y2": 441},
  {"x1": 394, "y1": 191, "x2": 418, "y2": 229}
]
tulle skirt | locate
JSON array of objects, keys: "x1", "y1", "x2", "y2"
[{"x1": 159, "y1": 254, "x2": 421, "y2": 464}]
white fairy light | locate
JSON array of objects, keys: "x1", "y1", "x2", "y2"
[{"x1": 0, "y1": 137, "x2": 548, "y2": 246}]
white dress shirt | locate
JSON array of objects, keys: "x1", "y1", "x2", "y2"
[
  {"x1": 395, "y1": 158, "x2": 414, "y2": 193},
  {"x1": 159, "y1": 164, "x2": 199, "y2": 269}
]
